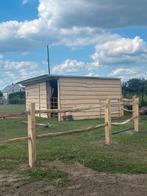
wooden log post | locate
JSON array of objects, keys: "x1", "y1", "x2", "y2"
[
  {"x1": 28, "y1": 103, "x2": 36, "y2": 168},
  {"x1": 120, "y1": 98, "x2": 124, "y2": 117},
  {"x1": 132, "y1": 96, "x2": 139, "y2": 132},
  {"x1": 104, "y1": 99, "x2": 112, "y2": 145}
]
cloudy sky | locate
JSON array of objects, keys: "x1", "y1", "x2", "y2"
[{"x1": 0, "y1": 0, "x2": 147, "y2": 89}]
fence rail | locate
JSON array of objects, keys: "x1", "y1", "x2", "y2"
[
  {"x1": 0, "y1": 96, "x2": 139, "y2": 168},
  {"x1": 111, "y1": 116, "x2": 135, "y2": 126},
  {"x1": 37, "y1": 123, "x2": 106, "y2": 139},
  {"x1": 0, "y1": 112, "x2": 28, "y2": 119}
]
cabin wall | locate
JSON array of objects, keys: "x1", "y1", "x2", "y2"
[
  {"x1": 26, "y1": 82, "x2": 49, "y2": 117},
  {"x1": 59, "y1": 78, "x2": 122, "y2": 120}
]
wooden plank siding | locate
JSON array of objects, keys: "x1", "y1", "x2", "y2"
[
  {"x1": 59, "y1": 77, "x2": 122, "y2": 120},
  {"x1": 25, "y1": 76, "x2": 122, "y2": 120},
  {"x1": 26, "y1": 82, "x2": 49, "y2": 117}
]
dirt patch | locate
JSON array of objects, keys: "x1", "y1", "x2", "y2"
[
  {"x1": 0, "y1": 172, "x2": 21, "y2": 184},
  {"x1": 1, "y1": 162, "x2": 147, "y2": 196}
]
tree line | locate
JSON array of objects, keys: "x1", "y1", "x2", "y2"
[
  {"x1": 122, "y1": 78, "x2": 147, "y2": 106},
  {"x1": 0, "y1": 91, "x2": 25, "y2": 104}
]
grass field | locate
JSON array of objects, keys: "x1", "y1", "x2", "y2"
[{"x1": 0, "y1": 104, "x2": 147, "y2": 180}]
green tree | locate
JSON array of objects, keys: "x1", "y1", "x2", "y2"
[
  {"x1": 8, "y1": 91, "x2": 25, "y2": 104},
  {"x1": 122, "y1": 78, "x2": 147, "y2": 106},
  {"x1": 0, "y1": 91, "x2": 3, "y2": 97}
]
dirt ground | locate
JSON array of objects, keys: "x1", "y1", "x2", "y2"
[{"x1": 1, "y1": 161, "x2": 147, "y2": 196}]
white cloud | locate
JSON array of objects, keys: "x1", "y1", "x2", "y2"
[
  {"x1": 85, "y1": 72, "x2": 99, "y2": 77},
  {"x1": 0, "y1": 0, "x2": 146, "y2": 53},
  {"x1": 92, "y1": 36, "x2": 147, "y2": 66},
  {"x1": 110, "y1": 68, "x2": 138, "y2": 76},
  {"x1": 0, "y1": 19, "x2": 120, "y2": 53},
  {"x1": 1, "y1": 60, "x2": 38, "y2": 70},
  {"x1": 0, "y1": 0, "x2": 147, "y2": 84},
  {"x1": 52, "y1": 59, "x2": 88, "y2": 74},
  {"x1": 52, "y1": 58, "x2": 102, "y2": 74},
  {"x1": 0, "y1": 59, "x2": 46, "y2": 89},
  {"x1": 38, "y1": 0, "x2": 147, "y2": 28},
  {"x1": 52, "y1": 36, "x2": 147, "y2": 76},
  {"x1": 109, "y1": 66, "x2": 147, "y2": 81}
]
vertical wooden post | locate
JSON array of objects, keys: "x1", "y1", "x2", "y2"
[
  {"x1": 99, "y1": 99, "x2": 102, "y2": 119},
  {"x1": 104, "y1": 99, "x2": 112, "y2": 145},
  {"x1": 120, "y1": 98, "x2": 124, "y2": 117},
  {"x1": 132, "y1": 96, "x2": 139, "y2": 132},
  {"x1": 28, "y1": 103, "x2": 36, "y2": 168},
  {"x1": 58, "y1": 79, "x2": 61, "y2": 121}
]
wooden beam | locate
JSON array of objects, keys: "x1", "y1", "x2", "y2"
[
  {"x1": 0, "y1": 112, "x2": 28, "y2": 119},
  {"x1": 112, "y1": 116, "x2": 135, "y2": 126},
  {"x1": 35, "y1": 106, "x2": 102, "y2": 114},
  {"x1": 58, "y1": 78, "x2": 61, "y2": 121},
  {"x1": 36, "y1": 123, "x2": 105, "y2": 139},
  {"x1": 0, "y1": 136, "x2": 30, "y2": 144},
  {"x1": 28, "y1": 103, "x2": 36, "y2": 168},
  {"x1": 122, "y1": 108, "x2": 133, "y2": 113},
  {"x1": 132, "y1": 96, "x2": 139, "y2": 132},
  {"x1": 22, "y1": 121, "x2": 49, "y2": 128},
  {"x1": 104, "y1": 99, "x2": 112, "y2": 145}
]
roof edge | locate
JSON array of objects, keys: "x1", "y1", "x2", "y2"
[{"x1": 18, "y1": 74, "x2": 121, "y2": 86}]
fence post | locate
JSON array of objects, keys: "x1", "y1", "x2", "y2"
[
  {"x1": 120, "y1": 98, "x2": 124, "y2": 117},
  {"x1": 104, "y1": 99, "x2": 112, "y2": 145},
  {"x1": 132, "y1": 96, "x2": 139, "y2": 132},
  {"x1": 28, "y1": 103, "x2": 36, "y2": 168}
]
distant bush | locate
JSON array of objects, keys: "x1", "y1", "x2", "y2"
[
  {"x1": 8, "y1": 91, "x2": 25, "y2": 104},
  {"x1": 122, "y1": 78, "x2": 147, "y2": 107},
  {"x1": 0, "y1": 91, "x2": 3, "y2": 98}
]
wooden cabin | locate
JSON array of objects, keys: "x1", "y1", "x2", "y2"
[{"x1": 20, "y1": 75, "x2": 122, "y2": 120}]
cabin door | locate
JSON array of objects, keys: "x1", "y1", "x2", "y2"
[{"x1": 50, "y1": 79, "x2": 58, "y2": 117}]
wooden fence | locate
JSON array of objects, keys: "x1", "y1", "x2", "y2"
[{"x1": 0, "y1": 97, "x2": 139, "y2": 168}]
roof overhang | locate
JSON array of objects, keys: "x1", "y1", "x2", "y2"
[{"x1": 18, "y1": 75, "x2": 121, "y2": 86}]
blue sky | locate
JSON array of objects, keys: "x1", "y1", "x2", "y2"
[{"x1": 0, "y1": 0, "x2": 147, "y2": 89}]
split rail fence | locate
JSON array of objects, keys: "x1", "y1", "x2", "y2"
[{"x1": 0, "y1": 96, "x2": 139, "y2": 168}]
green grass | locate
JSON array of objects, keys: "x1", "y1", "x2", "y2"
[
  {"x1": 22, "y1": 167, "x2": 69, "y2": 187},
  {"x1": 0, "y1": 104, "x2": 25, "y2": 114},
  {"x1": 0, "y1": 104, "x2": 147, "y2": 176}
]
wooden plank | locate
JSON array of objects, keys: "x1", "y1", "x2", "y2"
[
  {"x1": 58, "y1": 79, "x2": 61, "y2": 121},
  {"x1": 60, "y1": 78, "x2": 120, "y2": 85},
  {"x1": 0, "y1": 112, "x2": 28, "y2": 119},
  {"x1": 104, "y1": 99, "x2": 112, "y2": 145},
  {"x1": 60, "y1": 86, "x2": 121, "y2": 92},
  {"x1": 39, "y1": 83, "x2": 41, "y2": 117},
  {"x1": 132, "y1": 97, "x2": 139, "y2": 132},
  {"x1": 61, "y1": 114, "x2": 120, "y2": 120},
  {"x1": 112, "y1": 117, "x2": 134, "y2": 126},
  {"x1": 0, "y1": 136, "x2": 30, "y2": 144},
  {"x1": 60, "y1": 99, "x2": 121, "y2": 105},
  {"x1": 60, "y1": 110, "x2": 120, "y2": 115},
  {"x1": 26, "y1": 82, "x2": 48, "y2": 116},
  {"x1": 35, "y1": 106, "x2": 102, "y2": 114},
  {"x1": 37, "y1": 123, "x2": 105, "y2": 139},
  {"x1": 60, "y1": 81, "x2": 121, "y2": 87},
  {"x1": 60, "y1": 91, "x2": 121, "y2": 96},
  {"x1": 23, "y1": 121, "x2": 49, "y2": 128},
  {"x1": 60, "y1": 96, "x2": 121, "y2": 101},
  {"x1": 28, "y1": 103, "x2": 36, "y2": 168}
]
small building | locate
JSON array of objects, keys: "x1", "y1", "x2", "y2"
[
  {"x1": 2, "y1": 83, "x2": 25, "y2": 102},
  {"x1": 19, "y1": 75, "x2": 122, "y2": 120}
]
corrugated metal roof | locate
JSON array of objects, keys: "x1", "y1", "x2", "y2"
[{"x1": 18, "y1": 74, "x2": 120, "y2": 86}]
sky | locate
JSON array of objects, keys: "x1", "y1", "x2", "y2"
[{"x1": 0, "y1": 0, "x2": 147, "y2": 89}]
